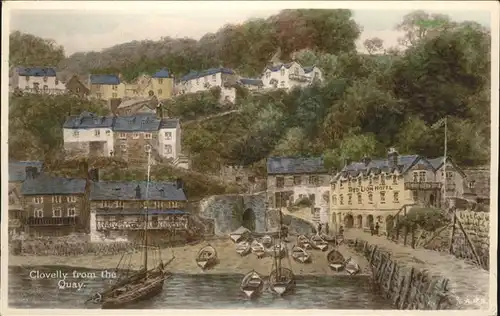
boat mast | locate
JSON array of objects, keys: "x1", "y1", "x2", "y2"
[
  {"x1": 143, "y1": 149, "x2": 152, "y2": 270},
  {"x1": 277, "y1": 209, "x2": 282, "y2": 276}
]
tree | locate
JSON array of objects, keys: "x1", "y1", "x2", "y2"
[
  {"x1": 9, "y1": 31, "x2": 65, "y2": 67},
  {"x1": 363, "y1": 37, "x2": 384, "y2": 55},
  {"x1": 395, "y1": 10, "x2": 455, "y2": 47}
]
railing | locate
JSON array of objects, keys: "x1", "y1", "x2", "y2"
[
  {"x1": 23, "y1": 88, "x2": 67, "y2": 95},
  {"x1": 288, "y1": 74, "x2": 311, "y2": 82},
  {"x1": 26, "y1": 216, "x2": 79, "y2": 226},
  {"x1": 404, "y1": 182, "x2": 442, "y2": 190},
  {"x1": 96, "y1": 219, "x2": 188, "y2": 231}
]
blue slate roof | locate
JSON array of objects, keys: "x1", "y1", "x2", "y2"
[
  {"x1": 267, "y1": 157, "x2": 327, "y2": 175},
  {"x1": 9, "y1": 161, "x2": 44, "y2": 182},
  {"x1": 239, "y1": 78, "x2": 263, "y2": 86},
  {"x1": 90, "y1": 181, "x2": 187, "y2": 201},
  {"x1": 336, "y1": 155, "x2": 422, "y2": 180},
  {"x1": 428, "y1": 157, "x2": 445, "y2": 170},
  {"x1": 95, "y1": 209, "x2": 188, "y2": 215},
  {"x1": 179, "y1": 68, "x2": 235, "y2": 82},
  {"x1": 21, "y1": 175, "x2": 87, "y2": 195},
  {"x1": 303, "y1": 66, "x2": 314, "y2": 74},
  {"x1": 159, "y1": 118, "x2": 179, "y2": 129},
  {"x1": 63, "y1": 111, "x2": 115, "y2": 129},
  {"x1": 264, "y1": 63, "x2": 294, "y2": 72},
  {"x1": 152, "y1": 69, "x2": 170, "y2": 78},
  {"x1": 90, "y1": 74, "x2": 120, "y2": 85},
  {"x1": 17, "y1": 67, "x2": 56, "y2": 77}
]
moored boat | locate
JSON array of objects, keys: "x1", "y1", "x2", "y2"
[
  {"x1": 310, "y1": 234, "x2": 329, "y2": 252},
  {"x1": 269, "y1": 267, "x2": 296, "y2": 296},
  {"x1": 229, "y1": 226, "x2": 251, "y2": 243},
  {"x1": 269, "y1": 242, "x2": 286, "y2": 258},
  {"x1": 291, "y1": 245, "x2": 311, "y2": 264},
  {"x1": 261, "y1": 235, "x2": 273, "y2": 247},
  {"x1": 196, "y1": 245, "x2": 218, "y2": 270},
  {"x1": 321, "y1": 233, "x2": 336, "y2": 243},
  {"x1": 236, "y1": 240, "x2": 251, "y2": 256},
  {"x1": 240, "y1": 270, "x2": 265, "y2": 299},
  {"x1": 344, "y1": 257, "x2": 361, "y2": 275},
  {"x1": 297, "y1": 235, "x2": 311, "y2": 249},
  {"x1": 327, "y1": 249, "x2": 345, "y2": 272},
  {"x1": 251, "y1": 240, "x2": 266, "y2": 258}
]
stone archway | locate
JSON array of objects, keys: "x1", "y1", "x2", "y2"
[
  {"x1": 242, "y1": 208, "x2": 256, "y2": 231},
  {"x1": 386, "y1": 215, "x2": 394, "y2": 234},
  {"x1": 366, "y1": 214, "x2": 374, "y2": 228},
  {"x1": 356, "y1": 215, "x2": 363, "y2": 228},
  {"x1": 344, "y1": 214, "x2": 354, "y2": 228}
]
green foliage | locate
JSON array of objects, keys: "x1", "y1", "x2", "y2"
[{"x1": 9, "y1": 31, "x2": 65, "y2": 67}]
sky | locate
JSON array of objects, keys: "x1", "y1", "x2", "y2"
[{"x1": 5, "y1": 1, "x2": 494, "y2": 56}]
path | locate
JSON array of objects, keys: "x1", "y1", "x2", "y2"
[
  {"x1": 182, "y1": 110, "x2": 241, "y2": 126},
  {"x1": 344, "y1": 229, "x2": 491, "y2": 310}
]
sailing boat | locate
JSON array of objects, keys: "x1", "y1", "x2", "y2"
[
  {"x1": 86, "y1": 149, "x2": 175, "y2": 309},
  {"x1": 268, "y1": 210, "x2": 296, "y2": 296}
]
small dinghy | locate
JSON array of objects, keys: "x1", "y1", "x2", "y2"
[
  {"x1": 327, "y1": 249, "x2": 346, "y2": 272},
  {"x1": 240, "y1": 270, "x2": 265, "y2": 299},
  {"x1": 291, "y1": 245, "x2": 311, "y2": 264},
  {"x1": 344, "y1": 257, "x2": 361, "y2": 275},
  {"x1": 261, "y1": 235, "x2": 273, "y2": 247},
  {"x1": 321, "y1": 234, "x2": 336, "y2": 243},
  {"x1": 251, "y1": 240, "x2": 266, "y2": 258},
  {"x1": 196, "y1": 245, "x2": 218, "y2": 270},
  {"x1": 270, "y1": 242, "x2": 286, "y2": 258},
  {"x1": 297, "y1": 235, "x2": 311, "y2": 249},
  {"x1": 310, "y1": 235, "x2": 329, "y2": 251},
  {"x1": 229, "y1": 226, "x2": 251, "y2": 243},
  {"x1": 236, "y1": 241, "x2": 251, "y2": 256},
  {"x1": 269, "y1": 267, "x2": 295, "y2": 296}
]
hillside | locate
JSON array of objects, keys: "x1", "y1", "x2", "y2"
[{"x1": 8, "y1": 10, "x2": 491, "y2": 186}]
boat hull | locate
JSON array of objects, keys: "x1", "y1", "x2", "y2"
[
  {"x1": 196, "y1": 258, "x2": 217, "y2": 270},
  {"x1": 327, "y1": 249, "x2": 346, "y2": 272},
  {"x1": 329, "y1": 263, "x2": 345, "y2": 272},
  {"x1": 269, "y1": 268, "x2": 295, "y2": 296}
]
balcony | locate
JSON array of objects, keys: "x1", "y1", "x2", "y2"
[
  {"x1": 288, "y1": 74, "x2": 311, "y2": 82},
  {"x1": 9, "y1": 219, "x2": 22, "y2": 228},
  {"x1": 404, "y1": 182, "x2": 442, "y2": 190},
  {"x1": 96, "y1": 219, "x2": 188, "y2": 231},
  {"x1": 23, "y1": 88, "x2": 67, "y2": 95},
  {"x1": 26, "y1": 216, "x2": 79, "y2": 226}
]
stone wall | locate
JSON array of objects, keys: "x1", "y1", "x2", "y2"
[
  {"x1": 349, "y1": 239, "x2": 461, "y2": 310},
  {"x1": 267, "y1": 209, "x2": 316, "y2": 235}
]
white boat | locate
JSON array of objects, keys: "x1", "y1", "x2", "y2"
[
  {"x1": 196, "y1": 245, "x2": 218, "y2": 270},
  {"x1": 297, "y1": 235, "x2": 311, "y2": 249},
  {"x1": 327, "y1": 249, "x2": 345, "y2": 272},
  {"x1": 310, "y1": 235, "x2": 329, "y2": 252},
  {"x1": 251, "y1": 240, "x2": 266, "y2": 258},
  {"x1": 236, "y1": 241, "x2": 251, "y2": 256},
  {"x1": 291, "y1": 245, "x2": 311, "y2": 264},
  {"x1": 344, "y1": 257, "x2": 361, "y2": 275},
  {"x1": 229, "y1": 226, "x2": 251, "y2": 243},
  {"x1": 240, "y1": 270, "x2": 264, "y2": 299}
]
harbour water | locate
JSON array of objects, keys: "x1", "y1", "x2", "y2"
[{"x1": 8, "y1": 265, "x2": 394, "y2": 309}]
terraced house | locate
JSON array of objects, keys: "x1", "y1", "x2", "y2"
[
  {"x1": 11, "y1": 67, "x2": 66, "y2": 95},
  {"x1": 88, "y1": 74, "x2": 124, "y2": 101},
  {"x1": 124, "y1": 69, "x2": 174, "y2": 99},
  {"x1": 261, "y1": 62, "x2": 323, "y2": 90},
  {"x1": 176, "y1": 67, "x2": 238, "y2": 103},
  {"x1": 330, "y1": 148, "x2": 466, "y2": 234},
  {"x1": 20, "y1": 172, "x2": 88, "y2": 237},
  {"x1": 89, "y1": 180, "x2": 188, "y2": 243}
]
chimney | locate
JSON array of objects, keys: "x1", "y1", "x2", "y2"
[
  {"x1": 175, "y1": 178, "x2": 183, "y2": 190},
  {"x1": 135, "y1": 184, "x2": 142, "y2": 199},
  {"x1": 388, "y1": 147, "x2": 399, "y2": 168},
  {"x1": 88, "y1": 168, "x2": 99, "y2": 182},
  {"x1": 362, "y1": 156, "x2": 371, "y2": 166},
  {"x1": 25, "y1": 166, "x2": 38, "y2": 180}
]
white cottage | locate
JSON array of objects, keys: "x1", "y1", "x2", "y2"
[
  {"x1": 176, "y1": 68, "x2": 237, "y2": 103},
  {"x1": 11, "y1": 67, "x2": 66, "y2": 95},
  {"x1": 261, "y1": 62, "x2": 323, "y2": 91}
]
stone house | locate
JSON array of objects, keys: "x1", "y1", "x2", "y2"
[
  {"x1": 463, "y1": 166, "x2": 490, "y2": 205},
  {"x1": 267, "y1": 157, "x2": 331, "y2": 225},
  {"x1": 115, "y1": 96, "x2": 160, "y2": 116},
  {"x1": 261, "y1": 62, "x2": 323, "y2": 91},
  {"x1": 89, "y1": 179, "x2": 188, "y2": 243},
  {"x1": 20, "y1": 171, "x2": 88, "y2": 237},
  {"x1": 65, "y1": 75, "x2": 90, "y2": 98},
  {"x1": 176, "y1": 67, "x2": 238, "y2": 103},
  {"x1": 11, "y1": 67, "x2": 66, "y2": 95}
]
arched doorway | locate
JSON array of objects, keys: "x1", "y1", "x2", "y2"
[
  {"x1": 386, "y1": 215, "x2": 394, "y2": 234},
  {"x1": 356, "y1": 215, "x2": 363, "y2": 228},
  {"x1": 344, "y1": 214, "x2": 354, "y2": 228},
  {"x1": 242, "y1": 208, "x2": 256, "y2": 231},
  {"x1": 376, "y1": 216, "x2": 383, "y2": 224},
  {"x1": 366, "y1": 215, "x2": 374, "y2": 228}
]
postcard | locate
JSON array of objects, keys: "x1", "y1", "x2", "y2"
[{"x1": 1, "y1": 1, "x2": 498, "y2": 315}]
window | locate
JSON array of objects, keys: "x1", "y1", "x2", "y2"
[
  {"x1": 468, "y1": 181, "x2": 476, "y2": 189},
  {"x1": 67, "y1": 196, "x2": 77, "y2": 203},
  {"x1": 144, "y1": 144, "x2": 151, "y2": 152},
  {"x1": 392, "y1": 175, "x2": 398, "y2": 185},
  {"x1": 52, "y1": 207, "x2": 62, "y2": 218},
  {"x1": 112, "y1": 85, "x2": 118, "y2": 90},
  {"x1": 280, "y1": 69, "x2": 285, "y2": 76},
  {"x1": 26, "y1": 76, "x2": 30, "y2": 81},
  {"x1": 358, "y1": 178, "x2": 362, "y2": 186},
  {"x1": 96, "y1": 93, "x2": 102, "y2": 99},
  {"x1": 52, "y1": 196, "x2": 62, "y2": 204},
  {"x1": 368, "y1": 193, "x2": 373, "y2": 204},
  {"x1": 55, "y1": 78, "x2": 59, "y2": 85},
  {"x1": 105, "y1": 130, "x2": 111, "y2": 136},
  {"x1": 158, "y1": 79, "x2": 163, "y2": 84},
  {"x1": 418, "y1": 171, "x2": 426, "y2": 182},
  {"x1": 445, "y1": 171, "x2": 453, "y2": 180},
  {"x1": 9, "y1": 195, "x2": 15, "y2": 205},
  {"x1": 112, "y1": 93, "x2": 118, "y2": 98},
  {"x1": 158, "y1": 89, "x2": 162, "y2": 95},
  {"x1": 34, "y1": 197, "x2": 43, "y2": 204},
  {"x1": 133, "y1": 133, "x2": 140, "y2": 139},
  {"x1": 280, "y1": 81, "x2": 285, "y2": 87},
  {"x1": 212, "y1": 74, "x2": 216, "y2": 81},
  {"x1": 413, "y1": 172, "x2": 418, "y2": 182},
  {"x1": 119, "y1": 133, "x2": 127, "y2": 139},
  {"x1": 309, "y1": 176, "x2": 319, "y2": 186},
  {"x1": 165, "y1": 144, "x2": 172, "y2": 153},
  {"x1": 339, "y1": 194, "x2": 344, "y2": 205},
  {"x1": 120, "y1": 144, "x2": 127, "y2": 152},
  {"x1": 115, "y1": 201, "x2": 124, "y2": 208},
  {"x1": 276, "y1": 177, "x2": 284, "y2": 188},
  {"x1": 43, "y1": 76, "x2": 48, "y2": 82},
  {"x1": 413, "y1": 191, "x2": 418, "y2": 201},
  {"x1": 67, "y1": 208, "x2": 76, "y2": 217},
  {"x1": 43, "y1": 85, "x2": 49, "y2": 91},
  {"x1": 165, "y1": 132, "x2": 172, "y2": 140},
  {"x1": 265, "y1": 72, "x2": 271, "y2": 79},
  {"x1": 381, "y1": 176, "x2": 385, "y2": 185},
  {"x1": 332, "y1": 195, "x2": 337, "y2": 205},
  {"x1": 332, "y1": 183, "x2": 336, "y2": 190},
  {"x1": 102, "y1": 201, "x2": 113, "y2": 207},
  {"x1": 34, "y1": 209, "x2": 43, "y2": 218},
  {"x1": 33, "y1": 82, "x2": 40, "y2": 90},
  {"x1": 293, "y1": 176, "x2": 302, "y2": 185},
  {"x1": 94, "y1": 129, "x2": 101, "y2": 137},
  {"x1": 347, "y1": 194, "x2": 352, "y2": 205},
  {"x1": 340, "y1": 181, "x2": 344, "y2": 188},
  {"x1": 73, "y1": 130, "x2": 79, "y2": 137},
  {"x1": 380, "y1": 192, "x2": 386, "y2": 204},
  {"x1": 144, "y1": 133, "x2": 152, "y2": 139},
  {"x1": 393, "y1": 191, "x2": 399, "y2": 203},
  {"x1": 348, "y1": 180, "x2": 352, "y2": 188},
  {"x1": 357, "y1": 193, "x2": 362, "y2": 204}
]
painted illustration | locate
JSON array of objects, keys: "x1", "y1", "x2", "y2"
[{"x1": 3, "y1": 2, "x2": 496, "y2": 312}]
